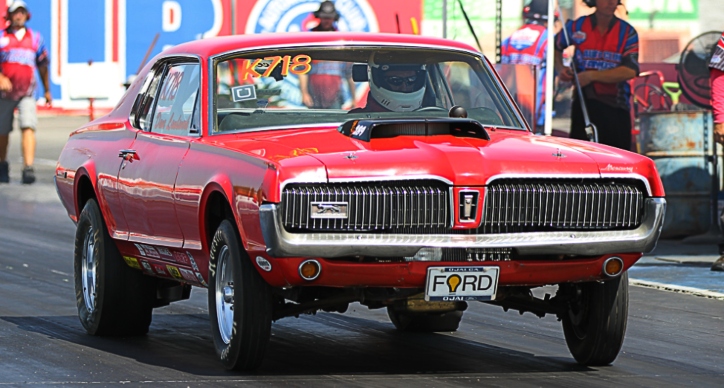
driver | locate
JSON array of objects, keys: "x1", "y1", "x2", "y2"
[{"x1": 352, "y1": 56, "x2": 427, "y2": 112}]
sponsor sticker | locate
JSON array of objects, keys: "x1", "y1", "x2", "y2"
[
  {"x1": 157, "y1": 247, "x2": 172, "y2": 257},
  {"x1": 139, "y1": 260, "x2": 154, "y2": 275},
  {"x1": 195, "y1": 272, "x2": 208, "y2": 286},
  {"x1": 153, "y1": 264, "x2": 168, "y2": 276},
  {"x1": 232, "y1": 85, "x2": 257, "y2": 102},
  {"x1": 256, "y1": 256, "x2": 272, "y2": 272},
  {"x1": 173, "y1": 251, "x2": 191, "y2": 265},
  {"x1": 179, "y1": 268, "x2": 199, "y2": 283},
  {"x1": 141, "y1": 244, "x2": 160, "y2": 258},
  {"x1": 123, "y1": 256, "x2": 141, "y2": 270},
  {"x1": 352, "y1": 124, "x2": 368, "y2": 137},
  {"x1": 135, "y1": 243, "x2": 160, "y2": 258},
  {"x1": 166, "y1": 265, "x2": 183, "y2": 280},
  {"x1": 186, "y1": 251, "x2": 201, "y2": 273}
]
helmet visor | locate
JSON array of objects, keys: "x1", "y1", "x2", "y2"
[{"x1": 371, "y1": 65, "x2": 426, "y2": 92}]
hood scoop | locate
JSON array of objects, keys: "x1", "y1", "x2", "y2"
[{"x1": 338, "y1": 118, "x2": 490, "y2": 142}]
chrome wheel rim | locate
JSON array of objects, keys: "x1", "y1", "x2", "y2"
[
  {"x1": 81, "y1": 226, "x2": 97, "y2": 313},
  {"x1": 215, "y1": 245, "x2": 235, "y2": 344}
]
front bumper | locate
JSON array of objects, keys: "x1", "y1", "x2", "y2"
[{"x1": 259, "y1": 197, "x2": 666, "y2": 258}]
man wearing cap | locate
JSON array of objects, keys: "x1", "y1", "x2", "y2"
[
  {"x1": 298, "y1": 1, "x2": 357, "y2": 109},
  {"x1": 0, "y1": 1, "x2": 51, "y2": 184}
]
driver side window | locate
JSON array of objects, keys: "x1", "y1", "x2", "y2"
[{"x1": 150, "y1": 63, "x2": 201, "y2": 135}]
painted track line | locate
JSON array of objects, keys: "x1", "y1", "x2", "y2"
[{"x1": 630, "y1": 278, "x2": 724, "y2": 300}]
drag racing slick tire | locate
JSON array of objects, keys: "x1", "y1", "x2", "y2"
[
  {"x1": 387, "y1": 306, "x2": 463, "y2": 332},
  {"x1": 208, "y1": 219, "x2": 273, "y2": 371},
  {"x1": 560, "y1": 272, "x2": 629, "y2": 366},
  {"x1": 74, "y1": 199, "x2": 155, "y2": 336}
]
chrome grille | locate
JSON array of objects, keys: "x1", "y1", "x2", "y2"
[
  {"x1": 442, "y1": 248, "x2": 512, "y2": 262},
  {"x1": 479, "y1": 179, "x2": 644, "y2": 233},
  {"x1": 282, "y1": 181, "x2": 450, "y2": 233}
]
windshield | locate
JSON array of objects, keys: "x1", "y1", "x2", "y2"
[{"x1": 214, "y1": 46, "x2": 525, "y2": 134}]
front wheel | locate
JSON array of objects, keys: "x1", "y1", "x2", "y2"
[
  {"x1": 560, "y1": 272, "x2": 629, "y2": 366},
  {"x1": 208, "y1": 219, "x2": 273, "y2": 371},
  {"x1": 74, "y1": 199, "x2": 155, "y2": 336}
]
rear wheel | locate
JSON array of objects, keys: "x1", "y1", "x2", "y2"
[
  {"x1": 208, "y1": 219, "x2": 273, "y2": 371},
  {"x1": 387, "y1": 306, "x2": 463, "y2": 332},
  {"x1": 74, "y1": 199, "x2": 155, "y2": 336},
  {"x1": 561, "y1": 272, "x2": 629, "y2": 366}
]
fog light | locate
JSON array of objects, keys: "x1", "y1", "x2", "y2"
[
  {"x1": 405, "y1": 247, "x2": 443, "y2": 262},
  {"x1": 299, "y1": 260, "x2": 321, "y2": 281},
  {"x1": 603, "y1": 256, "x2": 624, "y2": 277}
]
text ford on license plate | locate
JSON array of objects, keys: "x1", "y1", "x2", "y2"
[{"x1": 425, "y1": 267, "x2": 499, "y2": 302}]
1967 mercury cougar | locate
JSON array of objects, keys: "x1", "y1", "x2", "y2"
[{"x1": 55, "y1": 32, "x2": 665, "y2": 371}]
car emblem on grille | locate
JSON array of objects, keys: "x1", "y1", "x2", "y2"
[
  {"x1": 310, "y1": 202, "x2": 349, "y2": 219},
  {"x1": 458, "y1": 190, "x2": 479, "y2": 223}
]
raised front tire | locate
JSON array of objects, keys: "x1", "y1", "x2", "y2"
[
  {"x1": 208, "y1": 219, "x2": 273, "y2": 371},
  {"x1": 561, "y1": 272, "x2": 629, "y2": 366},
  {"x1": 74, "y1": 199, "x2": 155, "y2": 336},
  {"x1": 387, "y1": 306, "x2": 463, "y2": 332}
]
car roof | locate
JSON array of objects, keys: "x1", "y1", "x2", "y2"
[{"x1": 160, "y1": 32, "x2": 481, "y2": 58}]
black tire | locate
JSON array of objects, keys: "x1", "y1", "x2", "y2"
[
  {"x1": 561, "y1": 272, "x2": 629, "y2": 366},
  {"x1": 74, "y1": 199, "x2": 155, "y2": 336},
  {"x1": 387, "y1": 306, "x2": 463, "y2": 332},
  {"x1": 208, "y1": 219, "x2": 273, "y2": 371}
]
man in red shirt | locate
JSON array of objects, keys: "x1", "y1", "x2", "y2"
[
  {"x1": 554, "y1": 0, "x2": 638, "y2": 150},
  {"x1": 0, "y1": 1, "x2": 51, "y2": 184},
  {"x1": 709, "y1": 31, "x2": 724, "y2": 271},
  {"x1": 500, "y1": 0, "x2": 552, "y2": 132},
  {"x1": 711, "y1": 32, "x2": 724, "y2": 145}
]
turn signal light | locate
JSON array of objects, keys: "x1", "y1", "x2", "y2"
[
  {"x1": 603, "y1": 257, "x2": 624, "y2": 277},
  {"x1": 299, "y1": 260, "x2": 321, "y2": 281}
]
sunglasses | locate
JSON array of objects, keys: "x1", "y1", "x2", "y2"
[{"x1": 384, "y1": 75, "x2": 420, "y2": 87}]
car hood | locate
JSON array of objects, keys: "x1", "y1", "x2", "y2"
[{"x1": 221, "y1": 127, "x2": 655, "y2": 188}]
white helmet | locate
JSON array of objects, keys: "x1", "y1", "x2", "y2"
[{"x1": 368, "y1": 54, "x2": 427, "y2": 112}]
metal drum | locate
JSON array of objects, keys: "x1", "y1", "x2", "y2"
[{"x1": 639, "y1": 111, "x2": 715, "y2": 238}]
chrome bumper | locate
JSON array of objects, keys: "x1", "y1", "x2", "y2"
[{"x1": 260, "y1": 198, "x2": 666, "y2": 258}]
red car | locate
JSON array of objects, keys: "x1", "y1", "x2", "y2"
[{"x1": 55, "y1": 32, "x2": 666, "y2": 371}]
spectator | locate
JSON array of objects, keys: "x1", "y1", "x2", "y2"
[
  {"x1": 500, "y1": 0, "x2": 553, "y2": 132},
  {"x1": 710, "y1": 31, "x2": 724, "y2": 271},
  {"x1": 0, "y1": 1, "x2": 51, "y2": 184},
  {"x1": 298, "y1": 1, "x2": 356, "y2": 109},
  {"x1": 711, "y1": 32, "x2": 724, "y2": 145},
  {"x1": 554, "y1": 0, "x2": 638, "y2": 150}
]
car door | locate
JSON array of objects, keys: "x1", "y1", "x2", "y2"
[{"x1": 117, "y1": 58, "x2": 201, "y2": 248}]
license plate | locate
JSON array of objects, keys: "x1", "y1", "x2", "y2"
[{"x1": 425, "y1": 266, "x2": 499, "y2": 302}]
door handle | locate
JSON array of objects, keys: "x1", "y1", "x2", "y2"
[{"x1": 119, "y1": 149, "x2": 137, "y2": 161}]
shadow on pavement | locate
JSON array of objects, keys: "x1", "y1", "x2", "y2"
[{"x1": 1, "y1": 312, "x2": 594, "y2": 377}]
